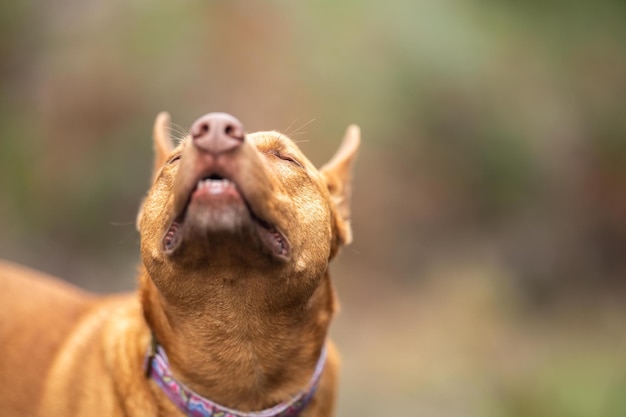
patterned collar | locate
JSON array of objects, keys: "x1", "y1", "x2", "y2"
[{"x1": 144, "y1": 337, "x2": 327, "y2": 417}]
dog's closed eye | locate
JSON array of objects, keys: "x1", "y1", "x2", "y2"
[
  {"x1": 167, "y1": 155, "x2": 182, "y2": 164},
  {"x1": 270, "y1": 151, "x2": 303, "y2": 168}
]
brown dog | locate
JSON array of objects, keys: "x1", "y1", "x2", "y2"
[{"x1": 0, "y1": 112, "x2": 359, "y2": 417}]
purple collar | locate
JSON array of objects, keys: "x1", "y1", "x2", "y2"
[{"x1": 144, "y1": 337, "x2": 327, "y2": 417}]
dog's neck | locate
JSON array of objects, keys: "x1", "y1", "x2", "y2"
[
  {"x1": 144, "y1": 336, "x2": 327, "y2": 417},
  {"x1": 139, "y1": 267, "x2": 335, "y2": 411}
]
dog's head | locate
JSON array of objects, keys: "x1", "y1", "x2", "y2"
[{"x1": 137, "y1": 112, "x2": 359, "y2": 306}]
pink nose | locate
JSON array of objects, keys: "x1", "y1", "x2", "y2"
[{"x1": 190, "y1": 112, "x2": 245, "y2": 155}]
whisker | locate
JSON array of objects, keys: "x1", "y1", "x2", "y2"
[
  {"x1": 110, "y1": 221, "x2": 136, "y2": 227},
  {"x1": 168, "y1": 123, "x2": 191, "y2": 143},
  {"x1": 168, "y1": 124, "x2": 189, "y2": 137},
  {"x1": 281, "y1": 118, "x2": 300, "y2": 137},
  {"x1": 289, "y1": 119, "x2": 316, "y2": 137}
]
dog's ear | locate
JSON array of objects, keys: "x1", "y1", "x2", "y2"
[
  {"x1": 321, "y1": 124, "x2": 360, "y2": 246},
  {"x1": 137, "y1": 112, "x2": 175, "y2": 232},
  {"x1": 152, "y1": 112, "x2": 175, "y2": 180}
]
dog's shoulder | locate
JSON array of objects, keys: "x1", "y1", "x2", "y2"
[{"x1": 0, "y1": 260, "x2": 96, "y2": 415}]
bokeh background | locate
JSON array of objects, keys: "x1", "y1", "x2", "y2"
[{"x1": 2, "y1": 1, "x2": 626, "y2": 416}]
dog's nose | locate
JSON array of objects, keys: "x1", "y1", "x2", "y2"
[{"x1": 190, "y1": 113, "x2": 245, "y2": 155}]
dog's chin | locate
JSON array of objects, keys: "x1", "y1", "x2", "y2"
[
  {"x1": 162, "y1": 182, "x2": 291, "y2": 262},
  {"x1": 185, "y1": 201, "x2": 249, "y2": 234}
]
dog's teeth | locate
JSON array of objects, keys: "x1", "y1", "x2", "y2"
[{"x1": 196, "y1": 178, "x2": 233, "y2": 193}]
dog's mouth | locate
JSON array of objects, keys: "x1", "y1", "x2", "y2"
[{"x1": 162, "y1": 173, "x2": 290, "y2": 261}]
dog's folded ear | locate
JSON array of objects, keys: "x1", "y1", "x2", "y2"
[
  {"x1": 321, "y1": 124, "x2": 360, "y2": 246},
  {"x1": 137, "y1": 112, "x2": 175, "y2": 232},
  {"x1": 152, "y1": 112, "x2": 175, "y2": 180}
]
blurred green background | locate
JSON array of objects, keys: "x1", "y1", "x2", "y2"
[{"x1": 2, "y1": 1, "x2": 626, "y2": 416}]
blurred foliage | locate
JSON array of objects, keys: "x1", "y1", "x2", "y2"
[{"x1": 1, "y1": 0, "x2": 626, "y2": 415}]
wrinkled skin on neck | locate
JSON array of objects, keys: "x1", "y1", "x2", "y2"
[{"x1": 135, "y1": 115, "x2": 359, "y2": 411}]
